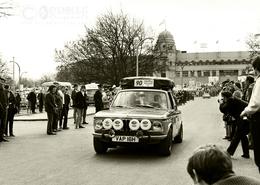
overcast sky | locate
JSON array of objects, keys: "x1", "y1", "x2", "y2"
[{"x1": 0, "y1": 0, "x2": 260, "y2": 80}]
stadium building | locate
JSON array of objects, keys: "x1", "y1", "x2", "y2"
[{"x1": 153, "y1": 30, "x2": 251, "y2": 88}]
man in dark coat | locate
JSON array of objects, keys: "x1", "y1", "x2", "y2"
[
  {"x1": 94, "y1": 84, "x2": 104, "y2": 113},
  {"x1": 74, "y1": 85, "x2": 86, "y2": 129},
  {"x1": 59, "y1": 87, "x2": 70, "y2": 129},
  {"x1": 219, "y1": 91, "x2": 250, "y2": 158},
  {"x1": 37, "y1": 89, "x2": 45, "y2": 113},
  {"x1": 71, "y1": 84, "x2": 78, "y2": 124},
  {"x1": 15, "y1": 91, "x2": 21, "y2": 114},
  {"x1": 82, "y1": 91, "x2": 89, "y2": 124},
  {"x1": 5, "y1": 86, "x2": 17, "y2": 137},
  {"x1": 0, "y1": 77, "x2": 9, "y2": 142},
  {"x1": 45, "y1": 85, "x2": 57, "y2": 135},
  {"x1": 27, "y1": 89, "x2": 37, "y2": 113},
  {"x1": 242, "y1": 75, "x2": 255, "y2": 102}
]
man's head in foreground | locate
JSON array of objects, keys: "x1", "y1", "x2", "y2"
[{"x1": 187, "y1": 144, "x2": 234, "y2": 185}]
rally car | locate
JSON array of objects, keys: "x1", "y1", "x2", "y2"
[{"x1": 92, "y1": 77, "x2": 183, "y2": 156}]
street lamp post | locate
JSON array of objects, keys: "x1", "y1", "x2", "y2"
[
  {"x1": 10, "y1": 58, "x2": 21, "y2": 89},
  {"x1": 136, "y1": 37, "x2": 154, "y2": 76}
]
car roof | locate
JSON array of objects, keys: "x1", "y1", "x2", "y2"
[{"x1": 120, "y1": 76, "x2": 174, "y2": 91}]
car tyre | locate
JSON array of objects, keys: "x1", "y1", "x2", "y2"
[
  {"x1": 93, "y1": 138, "x2": 108, "y2": 154},
  {"x1": 158, "y1": 128, "x2": 173, "y2": 156},
  {"x1": 174, "y1": 123, "x2": 183, "y2": 143}
]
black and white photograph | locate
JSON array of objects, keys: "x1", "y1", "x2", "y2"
[{"x1": 0, "y1": 0, "x2": 260, "y2": 184}]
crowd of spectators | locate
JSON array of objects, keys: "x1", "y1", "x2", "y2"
[
  {"x1": 218, "y1": 56, "x2": 260, "y2": 174},
  {"x1": 174, "y1": 90, "x2": 195, "y2": 105}
]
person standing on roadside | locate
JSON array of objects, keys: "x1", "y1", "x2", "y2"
[
  {"x1": 60, "y1": 87, "x2": 70, "y2": 129},
  {"x1": 45, "y1": 85, "x2": 57, "y2": 135},
  {"x1": 71, "y1": 84, "x2": 78, "y2": 124},
  {"x1": 53, "y1": 87, "x2": 63, "y2": 132},
  {"x1": 242, "y1": 75, "x2": 255, "y2": 149},
  {"x1": 27, "y1": 88, "x2": 37, "y2": 113},
  {"x1": 0, "y1": 77, "x2": 9, "y2": 142},
  {"x1": 74, "y1": 85, "x2": 86, "y2": 129},
  {"x1": 241, "y1": 56, "x2": 260, "y2": 174},
  {"x1": 242, "y1": 75, "x2": 255, "y2": 102},
  {"x1": 5, "y1": 85, "x2": 17, "y2": 137},
  {"x1": 37, "y1": 89, "x2": 45, "y2": 113},
  {"x1": 15, "y1": 90, "x2": 21, "y2": 114},
  {"x1": 219, "y1": 91, "x2": 250, "y2": 159},
  {"x1": 57, "y1": 86, "x2": 64, "y2": 130},
  {"x1": 94, "y1": 84, "x2": 104, "y2": 113},
  {"x1": 82, "y1": 90, "x2": 89, "y2": 124}
]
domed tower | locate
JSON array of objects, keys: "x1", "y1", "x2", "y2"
[
  {"x1": 155, "y1": 30, "x2": 176, "y2": 53},
  {"x1": 154, "y1": 30, "x2": 177, "y2": 79}
]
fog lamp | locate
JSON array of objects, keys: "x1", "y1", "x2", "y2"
[
  {"x1": 102, "y1": 118, "x2": 113, "y2": 130},
  {"x1": 112, "y1": 119, "x2": 124, "y2": 130},
  {"x1": 140, "y1": 119, "x2": 152, "y2": 130},
  {"x1": 129, "y1": 119, "x2": 140, "y2": 131}
]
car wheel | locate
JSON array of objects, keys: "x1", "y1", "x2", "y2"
[
  {"x1": 93, "y1": 138, "x2": 108, "y2": 154},
  {"x1": 174, "y1": 123, "x2": 183, "y2": 143},
  {"x1": 158, "y1": 128, "x2": 173, "y2": 156}
]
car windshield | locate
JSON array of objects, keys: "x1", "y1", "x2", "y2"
[{"x1": 112, "y1": 90, "x2": 168, "y2": 109}]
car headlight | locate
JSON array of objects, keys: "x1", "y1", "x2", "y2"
[
  {"x1": 152, "y1": 121, "x2": 163, "y2": 132},
  {"x1": 112, "y1": 119, "x2": 124, "y2": 130},
  {"x1": 140, "y1": 119, "x2": 152, "y2": 130},
  {"x1": 102, "y1": 118, "x2": 113, "y2": 130},
  {"x1": 94, "y1": 119, "x2": 103, "y2": 130},
  {"x1": 129, "y1": 119, "x2": 140, "y2": 131}
]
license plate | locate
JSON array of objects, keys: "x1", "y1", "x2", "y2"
[{"x1": 112, "y1": 136, "x2": 139, "y2": 143}]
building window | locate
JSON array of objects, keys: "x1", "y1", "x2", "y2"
[
  {"x1": 219, "y1": 70, "x2": 238, "y2": 76},
  {"x1": 197, "y1": 71, "x2": 202, "y2": 77},
  {"x1": 190, "y1": 71, "x2": 194, "y2": 77},
  {"x1": 175, "y1": 71, "x2": 180, "y2": 77},
  {"x1": 183, "y1": 71, "x2": 188, "y2": 77},
  {"x1": 212, "y1": 70, "x2": 216, "y2": 76},
  {"x1": 204, "y1": 71, "x2": 210, "y2": 77}
]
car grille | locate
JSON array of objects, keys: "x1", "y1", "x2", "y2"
[{"x1": 122, "y1": 119, "x2": 130, "y2": 132}]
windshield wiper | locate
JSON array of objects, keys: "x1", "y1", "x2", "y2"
[{"x1": 113, "y1": 105, "x2": 133, "y2": 108}]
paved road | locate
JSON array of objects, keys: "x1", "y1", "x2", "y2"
[{"x1": 0, "y1": 97, "x2": 259, "y2": 185}]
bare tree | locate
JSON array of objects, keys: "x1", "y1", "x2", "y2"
[
  {"x1": 55, "y1": 10, "x2": 167, "y2": 85},
  {"x1": 246, "y1": 33, "x2": 260, "y2": 59},
  {"x1": 0, "y1": 57, "x2": 9, "y2": 77},
  {"x1": 38, "y1": 73, "x2": 55, "y2": 84}
]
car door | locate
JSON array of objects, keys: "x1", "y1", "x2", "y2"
[{"x1": 168, "y1": 92, "x2": 181, "y2": 137}]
